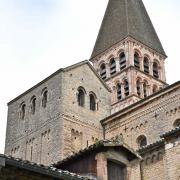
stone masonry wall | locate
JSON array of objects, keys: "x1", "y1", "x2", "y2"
[
  {"x1": 104, "y1": 84, "x2": 180, "y2": 150},
  {"x1": 5, "y1": 71, "x2": 64, "y2": 165},
  {"x1": 61, "y1": 64, "x2": 111, "y2": 157}
]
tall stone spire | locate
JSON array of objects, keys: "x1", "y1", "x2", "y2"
[{"x1": 91, "y1": 0, "x2": 166, "y2": 59}]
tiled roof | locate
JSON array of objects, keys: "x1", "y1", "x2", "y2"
[
  {"x1": 160, "y1": 126, "x2": 180, "y2": 138},
  {"x1": 137, "y1": 139, "x2": 165, "y2": 154},
  {"x1": 53, "y1": 139, "x2": 141, "y2": 167},
  {"x1": 0, "y1": 154, "x2": 89, "y2": 180},
  {"x1": 91, "y1": 0, "x2": 166, "y2": 59}
]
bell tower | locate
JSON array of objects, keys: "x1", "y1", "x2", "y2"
[{"x1": 90, "y1": 0, "x2": 167, "y2": 114}]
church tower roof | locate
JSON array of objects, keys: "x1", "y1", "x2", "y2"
[{"x1": 91, "y1": 0, "x2": 166, "y2": 59}]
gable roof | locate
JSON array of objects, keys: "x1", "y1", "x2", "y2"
[
  {"x1": 63, "y1": 60, "x2": 111, "y2": 92},
  {"x1": 91, "y1": 0, "x2": 166, "y2": 59},
  {"x1": 8, "y1": 60, "x2": 111, "y2": 105},
  {"x1": 0, "y1": 154, "x2": 89, "y2": 180},
  {"x1": 53, "y1": 139, "x2": 141, "y2": 167}
]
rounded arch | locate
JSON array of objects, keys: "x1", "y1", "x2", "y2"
[
  {"x1": 30, "y1": 95, "x2": 37, "y2": 115},
  {"x1": 107, "y1": 54, "x2": 115, "y2": 62},
  {"x1": 42, "y1": 88, "x2": 48, "y2": 108},
  {"x1": 134, "y1": 48, "x2": 142, "y2": 58},
  {"x1": 173, "y1": 119, "x2": 180, "y2": 128},
  {"x1": 117, "y1": 49, "x2": 125, "y2": 57},
  {"x1": 89, "y1": 92, "x2": 97, "y2": 111},
  {"x1": 77, "y1": 86, "x2": 86, "y2": 107},
  {"x1": 137, "y1": 135, "x2": 147, "y2": 148},
  {"x1": 19, "y1": 102, "x2": 26, "y2": 120}
]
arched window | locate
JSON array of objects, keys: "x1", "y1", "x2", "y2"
[
  {"x1": 110, "y1": 58, "x2": 116, "y2": 76},
  {"x1": 134, "y1": 52, "x2": 140, "y2": 69},
  {"x1": 136, "y1": 80, "x2": 141, "y2": 97},
  {"x1": 137, "y1": 135, "x2": 147, "y2": 148},
  {"x1": 90, "y1": 93, "x2": 96, "y2": 111},
  {"x1": 144, "y1": 57, "x2": 149, "y2": 74},
  {"x1": 153, "y1": 62, "x2": 159, "y2": 78},
  {"x1": 100, "y1": 63, "x2": 106, "y2": 80},
  {"x1": 117, "y1": 83, "x2": 122, "y2": 100},
  {"x1": 143, "y1": 82, "x2": 148, "y2": 98},
  {"x1": 124, "y1": 79, "x2": 129, "y2": 97},
  {"x1": 77, "y1": 87, "x2": 85, "y2": 107},
  {"x1": 119, "y1": 52, "x2": 126, "y2": 70},
  {"x1": 31, "y1": 96, "x2": 36, "y2": 114},
  {"x1": 42, "y1": 90, "x2": 48, "y2": 108},
  {"x1": 173, "y1": 119, "x2": 180, "y2": 128},
  {"x1": 20, "y1": 103, "x2": 26, "y2": 120}
]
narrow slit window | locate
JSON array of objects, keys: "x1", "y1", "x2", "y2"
[{"x1": 78, "y1": 88, "x2": 85, "y2": 107}]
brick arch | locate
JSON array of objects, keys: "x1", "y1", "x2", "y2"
[
  {"x1": 117, "y1": 49, "x2": 125, "y2": 57},
  {"x1": 134, "y1": 48, "x2": 142, "y2": 58}
]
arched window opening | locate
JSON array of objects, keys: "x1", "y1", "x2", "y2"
[
  {"x1": 31, "y1": 96, "x2": 36, "y2": 114},
  {"x1": 173, "y1": 119, "x2": 180, "y2": 128},
  {"x1": 124, "y1": 79, "x2": 129, "y2": 97},
  {"x1": 153, "y1": 62, "x2": 159, "y2": 79},
  {"x1": 119, "y1": 52, "x2": 126, "y2": 70},
  {"x1": 137, "y1": 135, "x2": 147, "y2": 148},
  {"x1": 144, "y1": 57, "x2": 149, "y2": 74},
  {"x1": 117, "y1": 83, "x2": 122, "y2": 100},
  {"x1": 110, "y1": 58, "x2": 116, "y2": 76},
  {"x1": 20, "y1": 103, "x2": 26, "y2": 120},
  {"x1": 134, "y1": 52, "x2": 140, "y2": 69},
  {"x1": 143, "y1": 82, "x2": 147, "y2": 98},
  {"x1": 77, "y1": 88, "x2": 85, "y2": 107},
  {"x1": 136, "y1": 80, "x2": 141, "y2": 97},
  {"x1": 100, "y1": 63, "x2": 106, "y2": 80},
  {"x1": 42, "y1": 90, "x2": 48, "y2": 108},
  {"x1": 90, "y1": 93, "x2": 96, "y2": 111}
]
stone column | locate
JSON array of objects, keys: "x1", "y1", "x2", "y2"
[
  {"x1": 140, "y1": 81, "x2": 144, "y2": 98},
  {"x1": 95, "y1": 153, "x2": 108, "y2": 180},
  {"x1": 139, "y1": 56, "x2": 143, "y2": 71},
  {"x1": 121, "y1": 82, "x2": 125, "y2": 99},
  {"x1": 115, "y1": 57, "x2": 120, "y2": 73},
  {"x1": 105, "y1": 63, "x2": 110, "y2": 78},
  {"x1": 149, "y1": 61, "x2": 153, "y2": 76}
]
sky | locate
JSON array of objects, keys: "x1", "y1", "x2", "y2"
[{"x1": 0, "y1": 0, "x2": 180, "y2": 153}]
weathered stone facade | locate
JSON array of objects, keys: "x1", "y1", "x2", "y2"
[
  {"x1": 4, "y1": 0, "x2": 180, "y2": 179},
  {"x1": 5, "y1": 61, "x2": 111, "y2": 165}
]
